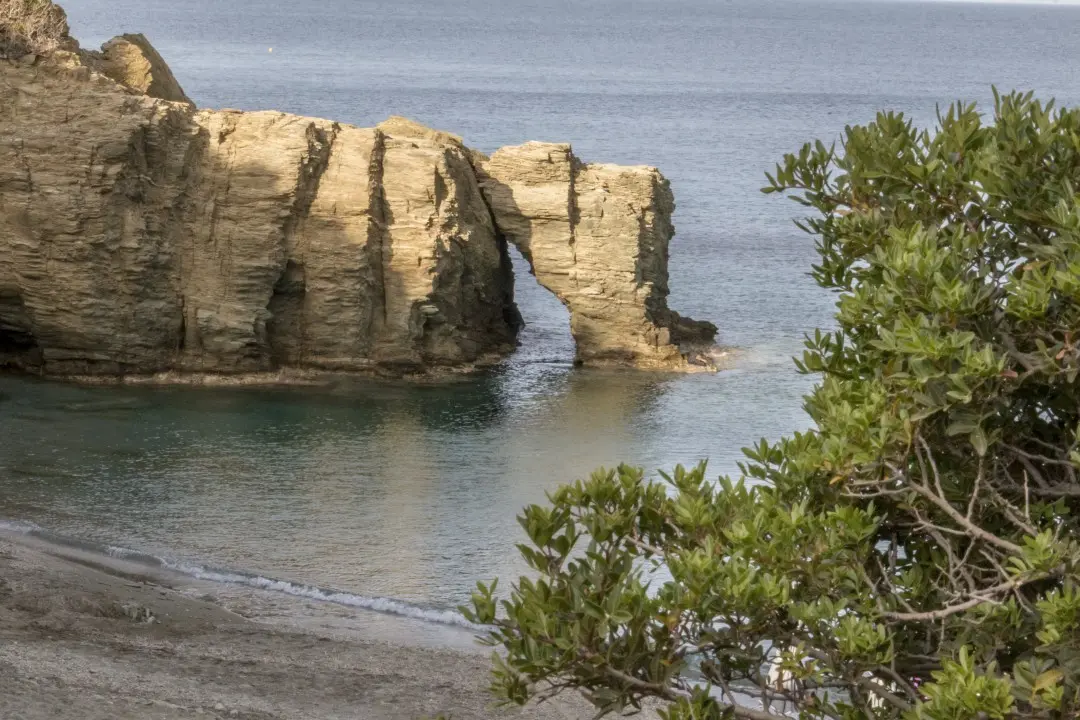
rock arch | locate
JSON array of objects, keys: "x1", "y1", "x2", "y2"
[{"x1": 475, "y1": 142, "x2": 716, "y2": 371}]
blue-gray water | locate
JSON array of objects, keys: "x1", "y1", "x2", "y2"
[{"x1": 4, "y1": 0, "x2": 1080, "y2": 626}]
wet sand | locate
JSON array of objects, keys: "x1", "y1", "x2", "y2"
[{"x1": 0, "y1": 534, "x2": 594, "y2": 720}]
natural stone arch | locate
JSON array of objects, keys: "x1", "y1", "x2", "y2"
[{"x1": 474, "y1": 142, "x2": 716, "y2": 371}]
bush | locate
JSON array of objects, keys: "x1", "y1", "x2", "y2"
[
  {"x1": 0, "y1": 0, "x2": 68, "y2": 57},
  {"x1": 465, "y1": 90, "x2": 1080, "y2": 719}
]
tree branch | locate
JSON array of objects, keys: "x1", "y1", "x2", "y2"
[
  {"x1": 882, "y1": 575, "x2": 1045, "y2": 621},
  {"x1": 596, "y1": 663, "x2": 789, "y2": 720},
  {"x1": 912, "y1": 437, "x2": 1023, "y2": 555}
]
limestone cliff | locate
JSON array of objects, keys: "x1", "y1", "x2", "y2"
[
  {"x1": 0, "y1": 22, "x2": 714, "y2": 377},
  {"x1": 0, "y1": 56, "x2": 516, "y2": 375}
]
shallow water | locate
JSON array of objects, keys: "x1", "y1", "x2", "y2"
[{"x1": 4, "y1": 0, "x2": 1080, "y2": 626}]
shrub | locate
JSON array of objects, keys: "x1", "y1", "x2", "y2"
[
  {"x1": 465, "y1": 90, "x2": 1080, "y2": 719},
  {"x1": 0, "y1": 0, "x2": 68, "y2": 57}
]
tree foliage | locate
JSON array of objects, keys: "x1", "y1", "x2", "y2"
[{"x1": 464, "y1": 91, "x2": 1080, "y2": 719}]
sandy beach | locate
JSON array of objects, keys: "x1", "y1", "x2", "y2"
[{"x1": 0, "y1": 533, "x2": 592, "y2": 720}]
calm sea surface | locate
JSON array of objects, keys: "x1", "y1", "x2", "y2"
[{"x1": 4, "y1": 0, "x2": 1080, "y2": 625}]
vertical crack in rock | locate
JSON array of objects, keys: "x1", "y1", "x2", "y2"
[
  {"x1": 433, "y1": 166, "x2": 448, "y2": 214},
  {"x1": 567, "y1": 153, "x2": 580, "y2": 267},
  {"x1": 266, "y1": 121, "x2": 337, "y2": 365},
  {"x1": 169, "y1": 121, "x2": 210, "y2": 359},
  {"x1": 171, "y1": 124, "x2": 210, "y2": 360},
  {"x1": 463, "y1": 149, "x2": 524, "y2": 339},
  {"x1": 369, "y1": 128, "x2": 390, "y2": 336}
]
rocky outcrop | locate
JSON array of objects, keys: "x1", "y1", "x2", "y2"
[
  {"x1": 0, "y1": 57, "x2": 193, "y2": 375},
  {"x1": 476, "y1": 143, "x2": 716, "y2": 370},
  {"x1": 166, "y1": 111, "x2": 516, "y2": 374},
  {"x1": 0, "y1": 58, "x2": 516, "y2": 375},
  {"x1": 96, "y1": 34, "x2": 192, "y2": 104},
  {"x1": 0, "y1": 24, "x2": 713, "y2": 378}
]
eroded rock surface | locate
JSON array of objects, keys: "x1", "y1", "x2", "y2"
[
  {"x1": 476, "y1": 143, "x2": 716, "y2": 370},
  {"x1": 0, "y1": 27, "x2": 713, "y2": 377},
  {"x1": 0, "y1": 56, "x2": 515, "y2": 375},
  {"x1": 0, "y1": 58, "x2": 193, "y2": 375},
  {"x1": 97, "y1": 34, "x2": 192, "y2": 104}
]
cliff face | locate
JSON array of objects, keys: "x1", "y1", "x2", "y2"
[{"x1": 0, "y1": 29, "x2": 714, "y2": 377}]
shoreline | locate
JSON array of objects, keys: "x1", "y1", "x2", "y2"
[
  {"x1": 0, "y1": 521, "x2": 484, "y2": 638},
  {"x1": 0, "y1": 346, "x2": 737, "y2": 389},
  {"x1": 0, "y1": 531, "x2": 599, "y2": 720}
]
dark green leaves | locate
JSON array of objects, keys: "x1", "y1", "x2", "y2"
[{"x1": 472, "y1": 91, "x2": 1080, "y2": 720}]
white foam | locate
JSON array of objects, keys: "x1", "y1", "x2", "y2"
[
  {"x1": 0, "y1": 520, "x2": 483, "y2": 631},
  {"x1": 105, "y1": 544, "x2": 144, "y2": 559},
  {"x1": 0, "y1": 519, "x2": 42, "y2": 534},
  {"x1": 161, "y1": 560, "x2": 484, "y2": 630}
]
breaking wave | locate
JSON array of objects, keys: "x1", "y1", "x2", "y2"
[
  {"x1": 160, "y1": 559, "x2": 483, "y2": 629},
  {"x1": 0, "y1": 519, "x2": 482, "y2": 630}
]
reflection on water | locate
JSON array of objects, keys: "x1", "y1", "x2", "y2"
[
  {"x1": 0, "y1": 348, "x2": 809, "y2": 609},
  {"x1": 22, "y1": 0, "x2": 1080, "y2": 614}
]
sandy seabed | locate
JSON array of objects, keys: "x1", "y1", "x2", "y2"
[{"x1": 0, "y1": 533, "x2": 603, "y2": 720}]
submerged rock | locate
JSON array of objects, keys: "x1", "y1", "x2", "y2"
[{"x1": 0, "y1": 18, "x2": 714, "y2": 378}]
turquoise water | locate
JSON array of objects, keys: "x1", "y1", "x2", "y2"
[{"x1": 4, "y1": 0, "x2": 1080, "y2": 624}]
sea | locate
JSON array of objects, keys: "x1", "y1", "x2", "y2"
[{"x1": 3, "y1": 0, "x2": 1080, "y2": 638}]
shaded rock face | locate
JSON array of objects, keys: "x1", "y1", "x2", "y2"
[
  {"x1": 173, "y1": 111, "x2": 516, "y2": 373},
  {"x1": 0, "y1": 30, "x2": 712, "y2": 377},
  {"x1": 476, "y1": 143, "x2": 716, "y2": 370}
]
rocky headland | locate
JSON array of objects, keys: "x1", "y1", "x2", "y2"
[{"x1": 0, "y1": 8, "x2": 716, "y2": 379}]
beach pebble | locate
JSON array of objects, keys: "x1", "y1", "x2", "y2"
[{"x1": 214, "y1": 703, "x2": 226, "y2": 711}]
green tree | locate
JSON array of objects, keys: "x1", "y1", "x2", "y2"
[{"x1": 464, "y1": 91, "x2": 1080, "y2": 719}]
